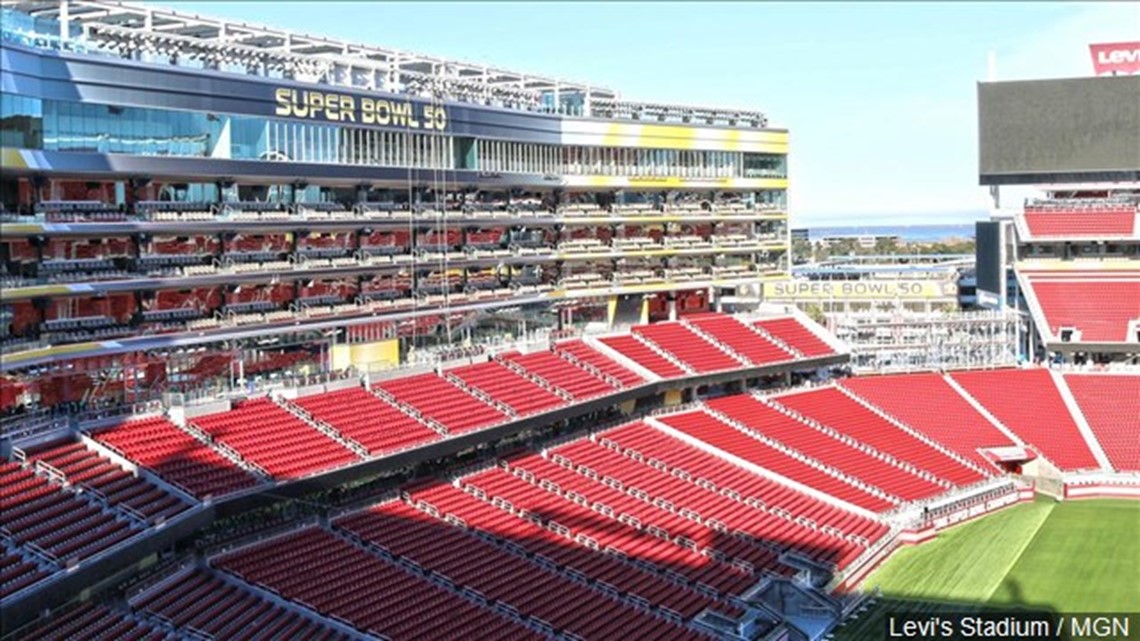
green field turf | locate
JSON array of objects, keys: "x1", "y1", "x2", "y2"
[{"x1": 833, "y1": 497, "x2": 1140, "y2": 640}]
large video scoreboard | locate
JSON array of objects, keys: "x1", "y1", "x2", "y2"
[{"x1": 977, "y1": 75, "x2": 1140, "y2": 186}]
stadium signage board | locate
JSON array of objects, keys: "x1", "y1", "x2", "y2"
[
  {"x1": 274, "y1": 88, "x2": 448, "y2": 130},
  {"x1": 1089, "y1": 42, "x2": 1140, "y2": 75},
  {"x1": 762, "y1": 280, "x2": 956, "y2": 300}
]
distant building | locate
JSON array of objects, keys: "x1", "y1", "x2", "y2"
[{"x1": 817, "y1": 234, "x2": 902, "y2": 249}]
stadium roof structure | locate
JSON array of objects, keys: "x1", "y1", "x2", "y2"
[{"x1": 3, "y1": 0, "x2": 768, "y2": 126}]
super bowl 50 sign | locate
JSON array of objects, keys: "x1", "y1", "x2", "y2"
[
  {"x1": 274, "y1": 88, "x2": 448, "y2": 130},
  {"x1": 763, "y1": 280, "x2": 957, "y2": 300}
]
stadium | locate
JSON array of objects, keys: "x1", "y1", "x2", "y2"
[{"x1": 0, "y1": 2, "x2": 1137, "y2": 639}]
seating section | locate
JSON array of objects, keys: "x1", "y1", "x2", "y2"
[
  {"x1": 405, "y1": 481, "x2": 739, "y2": 621},
  {"x1": 25, "y1": 441, "x2": 191, "y2": 523},
  {"x1": 633, "y1": 323, "x2": 742, "y2": 372},
  {"x1": 686, "y1": 314, "x2": 795, "y2": 365},
  {"x1": 1023, "y1": 208, "x2": 1136, "y2": 238},
  {"x1": 376, "y1": 373, "x2": 509, "y2": 434},
  {"x1": 448, "y1": 361, "x2": 566, "y2": 415},
  {"x1": 841, "y1": 373, "x2": 1016, "y2": 469},
  {"x1": 710, "y1": 396, "x2": 947, "y2": 502},
  {"x1": 656, "y1": 411, "x2": 896, "y2": 513},
  {"x1": 132, "y1": 567, "x2": 352, "y2": 640},
  {"x1": 599, "y1": 335, "x2": 689, "y2": 378},
  {"x1": 555, "y1": 339, "x2": 645, "y2": 388},
  {"x1": 549, "y1": 431, "x2": 887, "y2": 569},
  {"x1": 773, "y1": 388, "x2": 986, "y2": 486},
  {"x1": 1025, "y1": 276, "x2": 1140, "y2": 343},
  {"x1": 292, "y1": 387, "x2": 441, "y2": 456},
  {"x1": 14, "y1": 602, "x2": 167, "y2": 641},
  {"x1": 191, "y1": 398, "x2": 359, "y2": 479},
  {"x1": 213, "y1": 527, "x2": 541, "y2": 641},
  {"x1": 93, "y1": 416, "x2": 259, "y2": 499},
  {"x1": 1063, "y1": 374, "x2": 1140, "y2": 472},
  {"x1": 335, "y1": 502, "x2": 704, "y2": 640},
  {"x1": 1, "y1": 546, "x2": 50, "y2": 599},
  {"x1": 501, "y1": 350, "x2": 619, "y2": 400},
  {"x1": 457, "y1": 464, "x2": 759, "y2": 598},
  {"x1": 599, "y1": 424, "x2": 889, "y2": 544},
  {"x1": 0, "y1": 461, "x2": 138, "y2": 563},
  {"x1": 952, "y1": 370, "x2": 1100, "y2": 471},
  {"x1": 501, "y1": 451, "x2": 786, "y2": 578},
  {"x1": 754, "y1": 318, "x2": 836, "y2": 357}
]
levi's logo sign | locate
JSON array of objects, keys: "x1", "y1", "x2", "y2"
[{"x1": 1089, "y1": 42, "x2": 1140, "y2": 75}]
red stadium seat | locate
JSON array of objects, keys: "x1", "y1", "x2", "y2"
[
  {"x1": 1063, "y1": 374, "x2": 1140, "y2": 472},
  {"x1": 951, "y1": 369, "x2": 1100, "y2": 472},
  {"x1": 376, "y1": 373, "x2": 509, "y2": 434},
  {"x1": 753, "y1": 318, "x2": 836, "y2": 358},
  {"x1": 93, "y1": 416, "x2": 260, "y2": 499},
  {"x1": 841, "y1": 373, "x2": 1016, "y2": 469},
  {"x1": 292, "y1": 388, "x2": 441, "y2": 456},
  {"x1": 191, "y1": 398, "x2": 360, "y2": 480}
]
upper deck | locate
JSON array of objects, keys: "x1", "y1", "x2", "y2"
[{"x1": 2, "y1": 0, "x2": 767, "y2": 129}]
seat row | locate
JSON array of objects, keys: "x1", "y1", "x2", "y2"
[
  {"x1": 1023, "y1": 210, "x2": 1137, "y2": 238},
  {"x1": 448, "y1": 361, "x2": 566, "y2": 416},
  {"x1": 334, "y1": 501, "x2": 706, "y2": 640},
  {"x1": 600, "y1": 335, "x2": 690, "y2": 378},
  {"x1": 459, "y1": 464, "x2": 760, "y2": 597},
  {"x1": 1, "y1": 547, "x2": 50, "y2": 599},
  {"x1": 951, "y1": 370, "x2": 1101, "y2": 472},
  {"x1": 500, "y1": 350, "x2": 621, "y2": 400},
  {"x1": 550, "y1": 433, "x2": 882, "y2": 568},
  {"x1": 503, "y1": 452, "x2": 786, "y2": 577},
  {"x1": 376, "y1": 373, "x2": 510, "y2": 434},
  {"x1": 685, "y1": 314, "x2": 796, "y2": 366},
  {"x1": 191, "y1": 398, "x2": 360, "y2": 479},
  {"x1": 600, "y1": 423, "x2": 888, "y2": 542},
  {"x1": 213, "y1": 527, "x2": 542, "y2": 641},
  {"x1": 291, "y1": 387, "x2": 442, "y2": 456},
  {"x1": 708, "y1": 396, "x2": 947, "y2": 502},
  {"x1": 633, "y1": 323, "x2": 742, "y2": 373},
  {"x1": 656, "y1": 411, "x2": 897, "y2": 513},
  {"x1": 406, "y1": 480, "x2": 742, "y2": 621},
  {"x1": 131, "y1": 567, "x2": 351, "y2": 641},
  {"x1": 773, "y1": 388, "x2": 985, "y2": 486},
  {"x1": 0, "y1": 461, "x2": 138, "y2": 564},
  {"x1": 1064, "y1": 374, "x2": 1140, "y2": 472},
  {"x1": 1024, "y1": 277, "x2": 1140, "y2": 343},
  {"x1": 839, "y1": 373, "x2": 1016, "y2": 470},
  {"x1": 12, "y1": 602, "x2": 168, "y2": 641},
  {"x1": 753, "y1": 318, "x2": 836, "y2": 358},
  {"x1": 92, "y1": 416, "x2": 260, "y2": 499},
  {"x1": 25, "y1": 441, "x2": 190, "y2": 523}
]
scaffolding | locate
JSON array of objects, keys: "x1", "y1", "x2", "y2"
[{"x1": 830, "y1": 309, "x2": 1025, "y2": 373}]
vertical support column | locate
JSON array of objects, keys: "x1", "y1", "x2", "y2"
[
  {"x1": 58, "y1": 0, "x2": 70, "y2": 42},
  {"x1": 132, "y1": 290, "x2": 144, "y2": 327},
  {"x1": 33, "y1": 235, "x2": 45, "y2": 265}
]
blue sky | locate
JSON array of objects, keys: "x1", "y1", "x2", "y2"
[{"x1": 168, "y1": 2, "x2": 1137, "y2": 225}]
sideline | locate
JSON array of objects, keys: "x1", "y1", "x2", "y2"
[{"x1": 979, "y1": 497, "x2": 1056, "y2": 604}]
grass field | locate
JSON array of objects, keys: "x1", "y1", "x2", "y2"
[{"x1": 833, "y1": 497, "x2": 1140, "y2": 640}]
